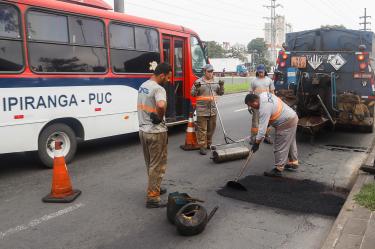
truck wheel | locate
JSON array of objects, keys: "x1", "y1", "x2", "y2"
[{"x1": 38, "y1": 123, "x2": 77, "y2": 168}]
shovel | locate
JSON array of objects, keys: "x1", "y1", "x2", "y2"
[{"x1": 226, "y1": 150, "x2": 254, "y2": 191}]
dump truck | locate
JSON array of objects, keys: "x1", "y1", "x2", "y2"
[{"x1": 274, "y1": 28, "x2": 375, "y2": 134}]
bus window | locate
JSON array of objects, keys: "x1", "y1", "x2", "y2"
[
  {"x1": 69, "y1": 16, "x2": 105, "y2": 47},
  {"x1": 135, "y1": 27, "x2": 159, "y2": 52},
  {"x1": 27, "y1": 11, "x2": 68, "y2": 43},
  {"x1": 27, "y1": 10, "x2": 107, "y2": 73},
  {"x1": 110, "y1": 24, "x2": 135, "y2": 49},
  {"x1": 0, "y1": 4, "x2": 24, "y2": 72},
  {"x1": 110, "y1": 24, "x2": 160, "y2": 74},
  {"x1": 174, "y1": 39, "x2": 183, "y2": 78},
  {"x1": 190, "y1": 36, "x2": 206, "y2": 77}
]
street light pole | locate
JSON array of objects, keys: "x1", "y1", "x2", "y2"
[{"x1": 114, "y1": 0, "x2": 124, "y2": 13}]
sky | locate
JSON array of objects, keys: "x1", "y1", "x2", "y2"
[{"x1": 103, "y1": 0, "x2": 374, "y2": 45}]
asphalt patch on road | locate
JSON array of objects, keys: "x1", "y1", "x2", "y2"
[{"x1": 217, "y1": 175, "x2": 346, "y2": 216}]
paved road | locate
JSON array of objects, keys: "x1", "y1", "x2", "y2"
[{"x1": 0, "y1": 92, "x2": 373, "y2": 249}]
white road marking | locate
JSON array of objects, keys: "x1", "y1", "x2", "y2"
[
  {"x1": 0, "y1": 203, "x2": 84, "y2": 239},
  {"x1": 234, "y1": 108, "x2": 248, "y2": 112}
]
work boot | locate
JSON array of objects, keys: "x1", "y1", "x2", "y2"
[
  {"x1": 284, "y1": 164, "x2": 298, "y2": 172},
  {"x1": 160, "y1": 187, "x2": 167, "y2": 195},
  {"x1": 264, "y1": 136, "x2": 273, "y2": 144},
  {"x1": 264, "y1": 168, "x2": 283, "y2": 177},
  {"x1": 199, "y1": 147, "x2": 207, "y2": 155},
  {"x1": 146, "y1": 200, "x2": 167, "y2": 208}
]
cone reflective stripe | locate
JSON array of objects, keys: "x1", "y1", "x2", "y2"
[
  {"x1": 42, "y1": 141, "x2": 81, "y2": 203},
  {"x1": 180, "y1": 112, "x2": 200, "y2": 151}
]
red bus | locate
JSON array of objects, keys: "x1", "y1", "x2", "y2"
[{"x1": 0, "y1": 0, "x2": 208, "y2": 167}]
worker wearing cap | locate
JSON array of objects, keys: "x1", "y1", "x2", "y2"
[
  {"x1": 191, "y1": 64, "x2": 224, "y2": 155},
  {"x1": 249, "y1": 64, "x2": 275, "y2": 144},
  {"x1": 244, "y1": 92, "x2": 299, "y2": 177},
  {"x1": 137, "y1": 63, "x2": 172, "y2": 208}
]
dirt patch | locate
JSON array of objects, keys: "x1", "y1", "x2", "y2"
[{"x1": 217, "y1": 175, "x2": 347, "y2": 216}]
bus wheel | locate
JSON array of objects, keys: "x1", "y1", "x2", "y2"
[{"x1": 38, "y1": 123, "x2": 77, "y2": 168}]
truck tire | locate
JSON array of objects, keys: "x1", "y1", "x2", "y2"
[{"x1": 38, "y1": 123, "x2": 77, "y2": 168}]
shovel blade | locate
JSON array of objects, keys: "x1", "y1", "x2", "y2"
[{"x1": 226, "y1": 181, "x2": 247, "y2": 191}]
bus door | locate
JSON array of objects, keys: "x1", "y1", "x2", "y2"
[{"x1": 162, "y1": 35, "x2": 186, "y2": 122}]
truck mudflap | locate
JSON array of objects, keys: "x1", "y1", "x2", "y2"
[{"x1": 336, "y1": 93, "x2": 374, "y2": 132}]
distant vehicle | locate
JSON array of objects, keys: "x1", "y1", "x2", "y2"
[
  {"x1": 236, "y1": 64, "x2": 248, "y2": 76},
  {"x1": 274, "y1": 28, "x2": 375, "y2": 134},
  {"x1": 0, "y1": 0, "x2": 208, "y2": 167}
]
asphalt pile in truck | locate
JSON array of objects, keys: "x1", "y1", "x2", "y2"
[{"x1": 217, "y1": 175, "x2": 347, "y2": 216}]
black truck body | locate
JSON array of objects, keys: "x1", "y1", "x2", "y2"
[{"x1": 274, "y1": 28, "x2": 375, "y2": 133}]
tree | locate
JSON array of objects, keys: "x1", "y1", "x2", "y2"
[
  {"x1": 321, "y1": 24, "x2": 346, "y2": 29},
  {"x1": 247, "y1": 38, "x2": 271, "y2": 70},
  {"x1": 247, "y1": 38, "x2": 267, "y2": 56},
  {"x1": 206, "y1": 41, "x2": 225, "y2": 58},
  {"x1": 230, "y1": 43, "x2": 247, "y2": 62}
]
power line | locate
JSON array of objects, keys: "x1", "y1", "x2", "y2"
[
  {"x1": 359, "y1": 8, "x2": 371, "y2": 31},
  {"x1": 263, "y1": 0, "x2": 283, "y2": 65},
  {"x1": 125, "y1": 1, "x2": 263, "y2": 31}
]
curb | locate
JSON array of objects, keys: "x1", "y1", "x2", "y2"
[{"x1": 320, "y1": 138, "x2": 375, "y2": 249}]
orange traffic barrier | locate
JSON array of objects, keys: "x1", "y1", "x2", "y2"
[
  {"x1": 42, "y1": 141, "x2": 81, "y2": 203},
  {"x1": 180, "y1": 112, "x2": 200, "y2": 151}
]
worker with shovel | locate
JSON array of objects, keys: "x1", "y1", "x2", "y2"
[
  {"x1": 245, "y1": 92, "x2": 299, "y2": 177},
  {"x1": 191, "y1": 64, "x2": 224, "y2": 155},
  {"x1": 249, "y1": 64, "x2": 275, "y2": 144}
]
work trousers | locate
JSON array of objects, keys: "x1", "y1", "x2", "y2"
[
  {"x1": 139, "y1": 131, "x2": 168, "y2": 202},
  {"x1": 274, "y1": 116, "x2": 299, "y2": 171},
  {"x1": 251, "y1": 108, "x2": 271, "y2": 140},
  {"x1": 196, "y1": 115, "x2": 217, "y2": 149}
]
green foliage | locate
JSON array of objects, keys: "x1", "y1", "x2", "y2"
[
  {"x1": 224, "y1": 82, "x2": 249, "y2": 94},
  {"x1": 206, "y1": 41, "x2": 225, "y2": 58},
  {"x1": 320, "y1": 24, "x2": 346, "y2": 29},
  {"x1": 247, "y1": 38, "x2": 272, "y2": 70},
  {"x1": 247, "y1": 38, "x2": 267, "y2": 55},
  {"x1": 354, "y1": 183, "x2": 375, "y2": 211}
]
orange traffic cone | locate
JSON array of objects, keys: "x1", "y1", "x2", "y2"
[
  {"x1": 42, "y1": 141, "x2": 81, "y2": 203},
  {"x1": 180, "y1": 112, "x2": 200, "y2": 151}
]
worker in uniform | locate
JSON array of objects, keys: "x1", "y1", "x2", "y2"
[
  {"x1": 191, "y1": 64, "x2": 224, "y2": 155},
  {"x1": 249, "y1": 64, "x2": 275, "y2": 144},
  {"x1": 245, "y1": 92, "x2": 299, "y2": 177},
  {"x1": 137, "y1": 63, "x2": 172, "y2": 208}
]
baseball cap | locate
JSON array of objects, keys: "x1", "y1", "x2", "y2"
[
  {"x1": 203, "y1": 64, "x2": 214, "y2": 71},
  {"x1": 256, "y1": 64, "x2": 266, "y2": 73}
]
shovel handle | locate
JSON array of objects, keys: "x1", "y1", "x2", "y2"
[{"x1": 235, "y1": 150, "x2": 254, "y2": 180}]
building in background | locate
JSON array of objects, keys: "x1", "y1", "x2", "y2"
[{"x1": 264, "y1": 15, "x2": 292, "y2": 65}]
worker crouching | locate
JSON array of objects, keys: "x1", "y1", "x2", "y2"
[
  {"x1": 191, "y1": 64, "x2": 224, "y2": 155},
  {"x1": 245, "y1": 92, "x2": 299, "y2": 177}
]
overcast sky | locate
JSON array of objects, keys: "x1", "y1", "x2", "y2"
[{"x1": 104, "y1": 0, "x2": 374, "y2": 45}]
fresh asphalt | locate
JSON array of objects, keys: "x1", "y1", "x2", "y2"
[{"x1": 0, "y1": 92, "x2": 373, "y2": 249}]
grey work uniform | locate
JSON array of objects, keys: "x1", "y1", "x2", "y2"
[
  {"x1": 256, "y1": 92, "x2": 298, "y2": 170},
  {"x1": 250, "y1": 77, "x2": 275, "y2": 139},
  {"x1": 137, "y1": 79, "x2": 168, "y2": 202},
  {"x1": 191, "y1": 77, "x2": 224, "y2": 148}
]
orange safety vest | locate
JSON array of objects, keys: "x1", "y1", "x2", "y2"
[{"x1": 269, "y1": 98, "x2": 283, "y2": 124}]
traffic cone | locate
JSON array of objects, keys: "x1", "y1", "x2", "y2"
[
  {"x1": 42, "y1": 141, "x2": 81, "y2": 203},
  {"x1": 180, "y1": 112, "x2": 200, "y2": 151}
]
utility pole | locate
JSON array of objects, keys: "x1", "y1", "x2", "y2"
[
  {"x1": 359, "y1": 8, "x2": 371, "y2": 31},
  {"x1": 263, "y1": 0, "x2": 283, "y2": 66},
  {"x1": 114, "y1": 0, "x2": 125, "y2": 13}
]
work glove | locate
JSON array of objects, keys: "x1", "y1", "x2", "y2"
[
  {"x1": 150, "y1": 112, "x2": 162, "y2": 124},
  {"x1": 218, "y1": 80, "x2": 224, "y2": 86},
  {"x1": 251, "y1": 143, "x2": 260, "y2": 153},
  {"x1": 194, "y1": 82, "x2": 201, "y2": 88}
]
